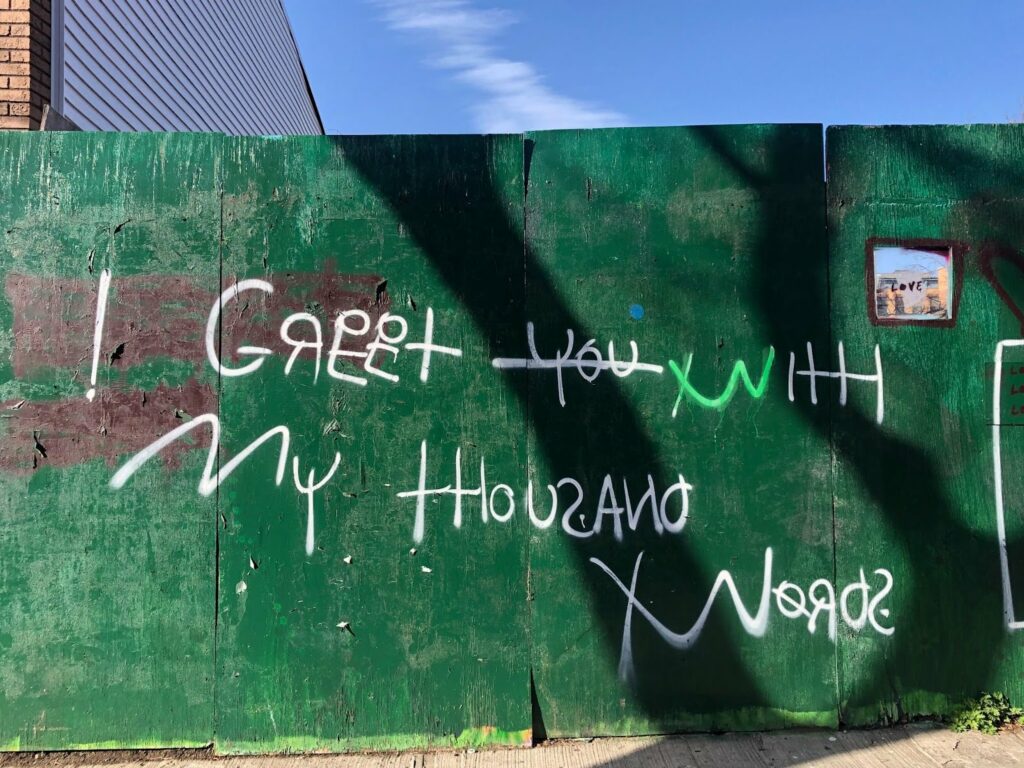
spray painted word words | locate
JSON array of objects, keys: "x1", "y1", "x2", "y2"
[{"x1": 593, "y1": 548, "x2": 894, "y2": 681}]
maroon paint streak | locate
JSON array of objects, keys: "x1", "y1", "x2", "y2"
[
  {"x1": 6, "y1": 268, "x2": 390, "y2": 377},
  {"x1": 1, "y1": 268, "x2": 392, "y2": 474},
  {"x1": 0, "y1": 380, "x2": 216, "y2": 474}
]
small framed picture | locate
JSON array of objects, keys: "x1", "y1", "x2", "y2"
[{"x1": 867, "y1": 239, "x2": 962, "y2": 327}]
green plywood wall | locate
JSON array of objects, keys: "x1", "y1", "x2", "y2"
[
  {"x1": 214, "y1": 135, "x2": 531, "y2": 752},
  {"x1": 827, "y1": 125, "x2": 1024, "y2": 724},
  {"x1": 523, "y1": 126, "x2": 836, "y2": 733},
  {"x1": 0, "y1": 132, "x2": 218, "y2": 749},
  {"x1": 0, "y1": 125, "x2": 1022, "y2": 751}
]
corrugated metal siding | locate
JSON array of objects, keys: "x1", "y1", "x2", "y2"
[{"x1": 58, "y1": 0, "x2": 322, "y2": 135}]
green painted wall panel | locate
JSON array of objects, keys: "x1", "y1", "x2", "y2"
[
  {"x1": 827, "y1": 125, "x2": 1024, "y2": 725},
  {"x1": 0, "y1": 132, "x2": 218, "y2": 749},
  {"x1": 214, "y1": 135, "x2": 531, "y2": 752},
  {"x1": 522, "y1": 126, "x2": 837, "y2": 734}
]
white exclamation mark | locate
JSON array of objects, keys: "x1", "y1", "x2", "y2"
[{"x1": 86, "y1": 268, "x2": 112, "y2": 402}]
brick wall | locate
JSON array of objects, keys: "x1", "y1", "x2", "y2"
[{"x1": 0, "y1": 0, "x2": 50, "y2": 130}]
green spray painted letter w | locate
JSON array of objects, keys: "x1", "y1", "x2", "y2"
[{"x1": 668, "y1": 347, "x2": 775, "y2": 417}]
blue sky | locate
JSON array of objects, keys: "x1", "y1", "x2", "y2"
[
  {"x1": 874, "y1": 247, "x2": 949, "y2": 276},
  {"x1": 284, "y1": 1, "x2": 1024, "y2": 135}
]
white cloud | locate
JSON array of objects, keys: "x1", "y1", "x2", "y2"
[{"x1": 375, "y1": 0, "x2": 626, "y2": 133}]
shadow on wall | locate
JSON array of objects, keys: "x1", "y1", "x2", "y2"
[
  {"x1": 336, "y1": 132, "x2": 773, "y2": 731},
  {"x1": 339, "y1": 123, "x2": 1024, "y2": 756},
  {"x1": 705, "y1": 126, "x2": 1011, "y2": 721}
]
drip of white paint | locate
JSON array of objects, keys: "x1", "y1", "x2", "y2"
[
  {"x1": 451, "y1": 446, "x2": 482, "y2": 529},
  {"x1": 398, "y1": 440, "x2": 433, "y2": 544},
  {"x1": 804, "y1": 342, "x2": 818, "y2": 405},
  {"x1": 86, "y1": 268, "x2": 112, "y2": 402},
  {"x1": 837, "y1": 341, "x2": 848, "y2": 405},
  {"x1": 874, "y1": 344, "x2": 884, "y2": 425},
  {"x1": 787, "y1": 351, "x2": 796, "y2": 403},
  {"x1": 293, "y1": 452, "x2": 342, "y2": 556},
  {"x1": 616, "y1": 551, "x2": 645, "y2": 686}
]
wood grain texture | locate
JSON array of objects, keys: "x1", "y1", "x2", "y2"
[
  {"x1": 0, "y1": 132, "x2": 219, "y2": 749},
  {"x1": 524, "y1": 126, "x2": 835, "y2": 734},
  {"x1": 827, "y1": 125, "x2": 1024, "y2": 725}
]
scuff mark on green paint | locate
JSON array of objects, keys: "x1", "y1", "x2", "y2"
[
  {"x1": 554, "y1": 706, "x2": 836, "y2": 737},
  {"x1": 215, "y1": 725, "x2": 531, "y2": 755},
  {"x1": 454, "y1": 725, "x2": 532, "y2": 747},
  {"x1": 669, "y1": 347, "x2": 775, "y2": 416}
]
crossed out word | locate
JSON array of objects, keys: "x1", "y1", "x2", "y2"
[
  {"x1": 493, "y1": 324, "x2": 884, "y2": 424},
  {"x1": 491, "y1": 322, "x2": 663, "y2": 407}
]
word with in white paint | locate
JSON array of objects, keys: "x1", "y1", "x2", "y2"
[
  {"x1": 108, "y1": 413, "x2": 340, "y2": 556},
  {"x1": 396, "y1": 441, "x2": 692, "y2": 544},
  {"x1": 788, "y1": 342, "x2": 884, "y2": 424},
  {"x1": 206, "y1": 280, "x2": 462, "y2": 385},
  {"x1": 492, "y1": 323, "x2": 664, "y2": 407},
  {"x1": 592, "y1": 548, "x2": 894, "y2": 683}
]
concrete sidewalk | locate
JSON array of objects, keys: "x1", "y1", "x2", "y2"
[{"x1": 3, "y1": 725, "x2": 1024, "y2": 768}]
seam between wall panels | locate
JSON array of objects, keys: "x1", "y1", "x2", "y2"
[
  {"x1": 819, "y1": 144, "x2": 843, "y2": 729},
  {"x1": 823, "y1": 148, "x2": 842, "y2": 726},
  {"x1": 521, "y1": 132, "x2": 535, "y2": 738},
  {"x1": 212, "y1": 133, "x2": 225, "y2": 748}
]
